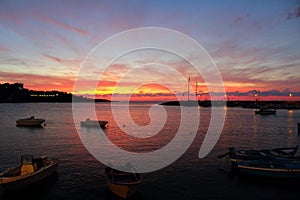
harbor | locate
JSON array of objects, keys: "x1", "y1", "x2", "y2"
[{"x1": 0, "y1": 102, "x2": 300, "y2": 199}]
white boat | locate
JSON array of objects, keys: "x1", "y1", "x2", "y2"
[
  {"x1": 0, "y1": 155, "x2": 58, "y2": 190},
  {"x1": 105, "y1": 166, "x2": 142, "y2": 199},
  {"x1": 80, "y1": 118, "x2": 108, "y2": 128},
  {"x1": 16, "y1": 116, "x2": 45, "y2": 127}
]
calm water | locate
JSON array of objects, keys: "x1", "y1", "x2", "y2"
[{"x1": 0, "y1": 103, "x2": 300, "y2": 200}]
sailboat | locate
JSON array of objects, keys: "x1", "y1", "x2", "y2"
[
  {"x1": 159, "y1": 77, "x2": 199, "y2": 107},
  {"x1": 181, "y1": 77, "x2": 199, "y2": 107}
]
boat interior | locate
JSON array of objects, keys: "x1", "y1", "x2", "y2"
[{"x1": 106, "y1": 168, "x2": 141, "y2": 184}]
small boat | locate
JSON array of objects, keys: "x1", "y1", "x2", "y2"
[
  {"x1": 218, "y1": 146, "x2": 299, "y2": 163},
  {"x1": 80, "y1": 118, "x2": 108, "y2": 128},
  {"x1": 255, "y1": 106, "x2": 276, "y2": 115},
  {"x1": 237, "y1": 157, "x2": 300, "y2": 179},
  {"x1": 105, "y1": 166, "x2": 142, "y2": 199},
  {"x1": 16, "y1": 116, "x2": 45, "y2": 127},
  {"x1": 0, "y1": 155, "x2": 58, "y2": 190}
]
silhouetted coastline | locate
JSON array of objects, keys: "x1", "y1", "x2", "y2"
[
  {"x1": 0, "y1": 83, "x2": 110, "y2": 103},
  {"x1": 160, "y1": 100, "x2": 300, "y2": 109}
]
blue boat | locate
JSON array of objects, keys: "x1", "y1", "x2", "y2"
[
  {"x1": 218, "y1": 146, "x2": 299, "y2": 163},
  {"x1": 237, "y1": 157, "x2": 300, "y2": 179}
]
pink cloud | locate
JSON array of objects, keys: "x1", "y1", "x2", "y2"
[
  {"x1": 0, "y1": 6, "x2": 88, "y2": 54},
  {"x1": 43, "y1": 54, "x2": 82, "y2": 67},
  {"x1": 0, "y1": 71, "x2": 74, "y2": 92},
  {"x1": 0, "y1": 46, "x2": 10, "y2": 51},
  {"x1": 39, "y1": 16, "x2": 88, "y2": 35}
]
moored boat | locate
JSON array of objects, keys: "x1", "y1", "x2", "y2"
[
  {"x1": 229, "y1": 146, "x2": 298, "y2": 162},
  {"x1": 255, "y1": 107, "x2": 276, "y2": 115},
  {"x1": 218, "y1": 146, "x2": 299, "y2": 174},
  {"x1": 0, "y1": 155, "x2": 58, "y2": 190},
  {"x1": 218, "y1": 146, "x2": 299, "y2": 164},
  {"x1": 16, "y1": 116, "x2": 45, "y2": 127},
  {"x1": 105, "y1": 166, "x2": 142, "y2": 199},
  {"x1": 80, "y1": 118, "x2": 108, "y2": 128},
  {"x1": 237, "y1": 157, "x2": 300, "y2": 178}
]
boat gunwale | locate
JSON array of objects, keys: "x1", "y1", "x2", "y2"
[
  {"x1": 228, "y1": 146, "x2": 299, "y2": 162},
  {"x1": 237, "y1": 164, "x2": 300, "y2": 172},
  {"x1": 106, "y1": 179, "x2": 142, "y2": 185},
  {"x1": 105, "y1": 167, "x2": 142, "y2": 185}
]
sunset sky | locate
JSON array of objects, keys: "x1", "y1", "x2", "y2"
[{"x1": 0, "y1": 0, "x2": 299, "y2": 101}]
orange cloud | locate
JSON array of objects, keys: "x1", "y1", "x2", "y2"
[{"x1": 0, "y1": 71, "x2": 74, "y2": 92}]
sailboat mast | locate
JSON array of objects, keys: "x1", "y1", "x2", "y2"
[
  {"x1": 187, "y1": 77, "x2": 190, "y2": 101},
  {"x1": 195, "y1": 81, "x2": 198, "y2": 98}
]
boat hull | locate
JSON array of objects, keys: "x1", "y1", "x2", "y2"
[
  {"x1": 105, "y1": 167, "x2": 141, "y2": 199},
  {"x1": 80, "y1": 120, "x2": 108, "y2": 128},
  {"x1": 228, "y1": 146, "x2": 298, "y2": 163},
  {"x1": 16, "y1": 119, "x2": 45, "y2": 127},
  {"x1": 255, "y1": 111, "x2": 276, "y2": 115},
  {"x1": 107, "y1": 181, "x2": 139, "y2": 199},
  {"x1": 238, "y1": 164, "x2": 300, "y2": 178},
  {"x1": 255, "y1": 108, "x2": 276, "y2": 115},
  {"x1": 237, "y1": 158, "x2": 300, "y2": 179},
  {"x1": 0, "y1": 160, "x2": 58, "y2": 190}
]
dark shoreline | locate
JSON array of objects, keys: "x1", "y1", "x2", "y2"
[
  {"x1": 0, "y1": 82, "x2": 111, "y2": 103},
  {"x1": 159, "y1": 100, "x2": 300, "y2": 109}
]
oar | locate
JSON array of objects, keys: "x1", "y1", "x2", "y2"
[{"x1": 217, "y1": 151, "x2": 230, "y2": 159}]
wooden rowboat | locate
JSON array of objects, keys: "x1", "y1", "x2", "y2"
[
  {"x1": 0, "y1": 155, "x2": 58, "y2": 190},
  {"x1": 105, "y1": 166, "x2": 142, "y2": 199}
]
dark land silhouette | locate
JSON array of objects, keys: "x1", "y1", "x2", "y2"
[
  {"x1": 0, "y1": 83, "x2": 110, "y2": 103},
  {"x1": 160, "y1": 99, "x2": 300, "y2": 109}
]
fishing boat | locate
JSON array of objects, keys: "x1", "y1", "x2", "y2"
[
  {"x1": 80, "y1": 118, "x2": 108, "y2": 128},
  {"x1": 237, "y1": 157, "x2": 300, "y2": 178},
  {"x1": 255, "y1": 106, "x2": 276, "y2": 115},
  {"x1": 16, "y1": 116, "x2": 45, "y2": 127},
  {"x1": 0, "y1": 155, "x2": 58, "y2": 190},
  {"x1": 218, "y1": 146, "x2": 299, "y2": 163},
  {"x1": 105, "y1": 166, "x2": 142, "y2": 199}
]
